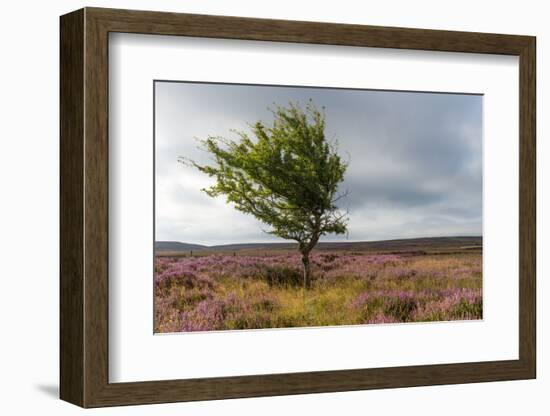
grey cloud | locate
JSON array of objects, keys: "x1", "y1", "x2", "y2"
[{"x1": 155, "y1": 81, "x2": 482, "y2": 244}]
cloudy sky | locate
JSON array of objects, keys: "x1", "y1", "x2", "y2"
[{"x1": 155, "y1": 81, "x2": 482, "y2": 246}]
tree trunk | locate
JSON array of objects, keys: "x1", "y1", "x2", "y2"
[{"x1": 301, "y1": 252, "x2": 312, "y2": 290}]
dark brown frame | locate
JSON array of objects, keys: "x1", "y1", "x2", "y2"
[{"x1": 60, "y1": 7, "x2": 536, "y2": 408}]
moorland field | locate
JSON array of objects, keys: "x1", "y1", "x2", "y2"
[{"x1": 154, "y1": 237, "x2": 482, "y2": 333}]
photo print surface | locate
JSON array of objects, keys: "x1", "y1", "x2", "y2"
[{"x1": 154, "y1": 81, "x2": 483, "y2": 333}]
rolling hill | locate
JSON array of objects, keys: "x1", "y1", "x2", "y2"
[{"x1": 155, "y1": 236, "x2": 482, "y2": 255}]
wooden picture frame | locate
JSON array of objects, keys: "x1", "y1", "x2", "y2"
[{"x1": 60, "y1": 7, "x2": 536, "y2": 408}]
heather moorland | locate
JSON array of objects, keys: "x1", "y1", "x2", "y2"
[{"x1": 155, "y1": 243, "x2": 482, "y2": 333}]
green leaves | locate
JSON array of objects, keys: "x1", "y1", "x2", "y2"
[{"x1": 181, "y1": 101, "x2": 349, "y2": 252}]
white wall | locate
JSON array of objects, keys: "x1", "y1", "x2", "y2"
[{"x1": 0, "y1": 0, "x2": 545, "y2": 414}]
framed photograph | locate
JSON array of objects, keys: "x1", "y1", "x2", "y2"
[{"x1": 60, "y1": 7, "x2": 536, "y2": 407}]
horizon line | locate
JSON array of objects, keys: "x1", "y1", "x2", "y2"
[{"x1": 156, "y1": 235, "x2": 483, "y2": 248}]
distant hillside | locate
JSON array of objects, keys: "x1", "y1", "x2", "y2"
[
  {"x1": 155, "y1": 241, "x2": 208, "y2": 251},
  {"x1": 155, "y1": 236, "x2": 482, "y2": 255}
]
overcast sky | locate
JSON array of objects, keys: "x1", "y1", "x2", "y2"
[{"x1": 155, "y1": 81, "x2": 482, "y2": 246}]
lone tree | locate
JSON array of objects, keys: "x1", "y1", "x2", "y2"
[{"x1": 182, "y1": 101, "x2": 349, "y2": 289}]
